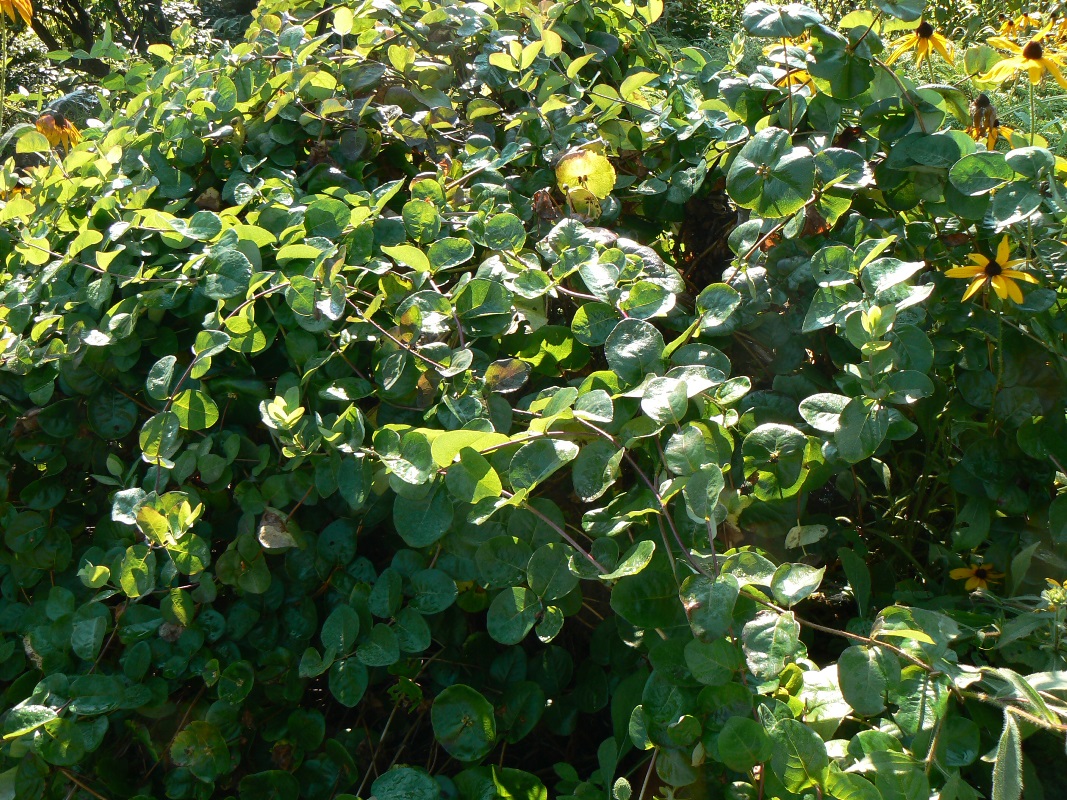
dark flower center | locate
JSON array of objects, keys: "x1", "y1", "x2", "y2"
[
  {"x1": 1023, "y1": 40, "x2": 1044, "y2": 59},
  {"x1": 984, "y1": 260, "x2": 1003, "y2": 277},
  {"x1": 975, "y1": 567, "x2": 989, "y2": 579},
  {"x1": 917, "y1": 20, "x2": 934, "y2": 38},
  {"x1": 974, "y1": 93, "x2": 991, "y2": 108}
]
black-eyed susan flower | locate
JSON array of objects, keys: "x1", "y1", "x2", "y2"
[
  {"x1": 886, "y1": 19, "x2": 954, "y2": 67},
  {"x1": 966, "y1": 94, "x2": 1014, "y2": 149},
  {"x1": 1015, "y1": 9, "x2": 1041, "y2": 32},
  {"x1": 1, "y1": 0, "x2": 31, "y2": 24},
  {"x1": 982, "y1": 23, "x2": 1067, "y2": 88},
  {"x1": 998, "y1": 14, "x2": 1017, "y2": 37},
  {"x1": 950, "y1": 562, "x2": 1005, "y2": 590},
  {"x1": 36, "y1": 112, "x2": 81, "y2": 152},
  {"x1": 945, "y1": 235, "x2": 1039, "y2": 303}
]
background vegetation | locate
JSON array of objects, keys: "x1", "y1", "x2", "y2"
[{"x1": 2, "y1": 0, "x2": 1067, "y2": 799}]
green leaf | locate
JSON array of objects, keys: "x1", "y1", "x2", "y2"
[
  {"x1": 949, "y1": 152, "x2": 1014, "y2": 196},
  {"x1": 599, "y1": 540, "x2": 655, "y2": 580},
  {"x1": 742, "y1": 610, "x2": 800, "y2": 680},
  {"x1": 432, "y1": 685, "x2": 498, "y2": 762},
  {"x1": 837, "y1": 646, "x2": 890, "y2": 716},
  {"x1": 218, "y1": 661, "x2": 255, "y2": 704},
  {"x1": 171, "y1": 389, "x2": 220, "y2": 431},
  {"x1": 527, "y1": 543, "x2": 579, "y2": 601},
  {"x1": 696, "y1": 283, "x2": 741, "y2": 332},
  {"x1": 485, "y1": 213, "x2": 526, "y2": 251},
  {"x1": 509, "y1": 439, "x2": 579, "y2": 490},
  {"x1": 679, "y1": 573, "x2": 739, "y2": 641},
  {"x1": 2, "y1": 705, "x2": 57, "y2": 741},
  {"x1": 727, "y1": 127, "x2": 816, "y2": 218},
  {"x1": 170, "y1": 721, "x2": 230, "y2": 783},
  {"x1": 605, "y1": 318, "x2": 665, "y2": 385},
  {"x1": 321, "y1": 604, "x2": 360, "y2": 654},
  {"x1": 837, "y1": 547, "x2": 872, "y2": 618},
  {"x1": 239, "y1": 771, "x2": 301, "y2": 800},
  {"x1": 382, "y1": 243, "x2": 431, "y2": 272},
  {"x1": 372, "y1": 767, "x2": 439, "y2": 800},
  {"x1": 742, "y1": 1, "x2": 823, "y2": 36},
  {"x1": 446, "y1": 448, "x2": 503, "y2": 504},
  {"x1": 771, "y1": 563, "x2": 825, "y2": 607},
  {"x1": 717, "y1": 717, "x2": 773, "y2": 772},
  {"x1": 329, "y1": 659, "x2": 369, "y2": 707},
  {"x1": 872, "y1": 0, "x2": 925, "y2": 21},
  {"x1": 356, "y1": 623, "x2": 400, "y2": 667},
  {"x1": 742, "y1": 423, "x2": 808, "y2": 499},
  {"x1": 770, "y1": 718, "x2": 829, "y2": 793},
  {"x1": 611, "y1": 564, "x2": 682, "y2": 629},
  {"x1": 428, "y1": 237, "x2": 475, "y2": 270},
  {"x1": 487, "y1": 587, "x2": 540, "y2": 644},
  {"x1": 1049, "y1": 494, "x2": 1067, "y2": 544},
  {"x1": 393, "y1": 485, "x2": 453, "y2": 547},
  {"x1": 410, "y1": 569, "x2": 457, "y2": 614},
  {"x1": 836, "y1": 399, "x2": 889, "y2": 463}
]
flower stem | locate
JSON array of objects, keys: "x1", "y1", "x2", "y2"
[
  {"x1": 782, "y1": 37, "x2": 794, "y2": 132},
  {"x1": 1030, "y1": 81, "x2": 1036, "y2": 146}
]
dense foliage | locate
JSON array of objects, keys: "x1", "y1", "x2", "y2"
[{"x1": 2, "y1": 0, "x2": 1067, "y2": 798}]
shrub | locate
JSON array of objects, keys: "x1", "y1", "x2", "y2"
[{"x1": 1, "y1": 0, "x2": 1066, "y2": 799}]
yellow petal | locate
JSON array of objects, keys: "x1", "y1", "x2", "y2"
[
  {"x1": 932, "y1": 34, "x2": 954, "y2": 64},
  {"x1": 1001, "y1": 269, "x2": 1040, "y2": 284},
  {"x1": 981, "y1": 57, "x2": 1028, "y2": 83},
  {"x1": 950, "y1": 567, "x2": 976, "y2": 579},
  {"x1": 946, "y1": 265, "x2": 985, "y2": 278},
  {"x1": 986, "y1": 36, "x2": 1023, "y2": 53},
  {"x1": 996, "y1": 235, "x2": 1012, "y2": 264},
  {"x1": 885, "y1": 37, "x2": 917, "y2": 65},
  {"x1": 962, "y1": 276, "x2": 986, "y2": 300},
  {"x1": 1041, "y1": 57, "x2": 1067, "y2": 89},
  {"x1": 965, "y1": 576, "x2": 981, "y2": 590},
  {"x1": 1027, "y1": 61, "x2": 1046, "y2": 84},
  {"x1": 967, "y1": 253, "x2": 990, "y2": 267},
  {"x1": 915, "y1": 38, "x2": 931, "y2": 67}
]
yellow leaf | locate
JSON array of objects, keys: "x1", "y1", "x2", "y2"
[
  {"x1": 566, "y1": 52, "x2": 597, "y2": 79},
  {"x1": 489, "y1": 52, "x2": 517, "y2": 72},
  {"x1": 873, "y1": 628, "x2": 935, "y2": 645},
  {"x1": 542, "y1": 29, "x2": 562, "y2": 57},
  {"x1": 521, "y1": 41, "x2": 544, "y2": 70}
]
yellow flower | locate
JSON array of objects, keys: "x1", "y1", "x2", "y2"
[
  {"x1": 945, "y1": 235, "x2": 1039, "y2": 303},
  {"x1": 0, "y1": 0, "x2": 31, "y2": 24},
  {"x1": 1015, "y1": 10, "x2": 1041, "y2": 31},
  {"x1": 982, "y1": 23, "x2": 1067, "y2": 88},
  {"x1": 950, "y1": 563, "x2": 1005, "y2": 591},
  {"x1": 886, "y1": 19, "x2": 954, "y2": 67},
  {"x1": 36, "y1": 112, "x2": 81, "y2": 152},
  {"x1": 998, "y1": 15, "x2": 1017, "y2": 37},
  {"x1": 774, "y1": 69, "x2": 817, "y2": 93}
]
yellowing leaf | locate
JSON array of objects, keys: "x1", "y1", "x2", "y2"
[
  {"x1": 520, "y1": 41, "x2": 544, "y2": 70},
  {"x1": 620, "y1": 70, "x2": 657, "y2": 99},
  {"x1": 333, "y1": 6, "x2": 353, "y2": 36},
  {"x1": 873, "y1": 628, "x2": 935, "y2": 645},
  {"x1": 566, "y1": 52, "x2": 597, "y2": 79},
  {"x1": 489, "y1": 52, "x2": 517, "y2": 72},
  {"x1": 555, "y1": 149, "x2": 617, "y2": 199},
  {"x1": 542, "y1": 28, "x2": 562, "y2": 56}
]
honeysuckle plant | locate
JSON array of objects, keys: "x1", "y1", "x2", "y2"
[{"x1": 0, "y1": 0, "x2": 1066, "y2": 799}]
